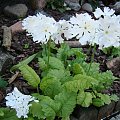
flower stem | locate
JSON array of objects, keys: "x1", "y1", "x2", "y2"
[
  {"x1": 47, "y1": 39, "x2": 51, "y2": 67},
  {"x1": 87, "y1": 44, "x2": 96, "y2": 74}
]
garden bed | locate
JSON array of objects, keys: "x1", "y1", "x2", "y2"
[{"x1": 0, "y1": 2, "x2": 120, "y2": 120}]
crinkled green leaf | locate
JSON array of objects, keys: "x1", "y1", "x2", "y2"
[
  {"x1": 30, "y1": 102, "x2": 45, "y2": 119},
  {"x1": 110, "y1": 94, "x2": 119, "y2": 102},
  {"x1": 44, "y1": 56, "x2": 64, "y2": 70},
  {"x1": 63, "y1": 74, "x2": 98, "y2": 92},
  {"x1": 68, "y1": 48, "x2": 86, "y2": 59},
  {"x1": 54, "y1": 90, "x2": 77, "y2": 118},
  {"x1": 19, "y1": 65, "x2": 40, "y2": 88},
  {"x1": 92, "y1": 98, "x2": 104, "y2": 107},
  {"x1": 81, "y1": 62, "x2": 116, "y2": 91},
  {"x1": 32, "y1": 94, "x2": 61, "y2": 120},
  {"x1": 11, "y1": 53, "x2": 37, "y2": 71},
  {"x1": 57, "y1": 43, "x2": 86, "y2": 63},
  {"x1": 46, "y1": 69, "x2": 72, "y2": 84},
  {"x1": 40, "y1": 76, "x2": 62, "y2": 98},
  {"x1": 57, "y1": 43, "x2": 70, "y2": 62},
  {"x1": 81, "y1": 62, "x2": 100, "y2": 76},
  {"x1": 97, "y1": 93, "x2": 111, "y2": 105},
  {"x1": 77, "y1": 91, "x2": 93, "y2": 107},
  {"x1": 103, "y1": 46, "x2": 120, "y2": 57},
  {"x1": 38, "y1": 57, "x2": 47, "y2": 70},
  {"x1": 0, "y1": 108, "x2": 20, "y2": 120},
  {"x1": 72, "y1": 63, "x2": 85, "y2": 75}
]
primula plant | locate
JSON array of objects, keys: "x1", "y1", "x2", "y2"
[{"x1": 1, "y1": 7, "x2": 120, "y2": 120}]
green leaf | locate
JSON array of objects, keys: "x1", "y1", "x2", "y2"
[
  {"x1": 92, "y1": 98, "x2": 104, "y2": 107},
  {"x1": 0, "y1": 109, "x2": 4, "y2": 116},
  {"x1": 54, "y1": 90, "x2": 77, "y2": 118},
  {"x1": 68, "y1": 48, "x2": 86, "y2": 59},
  {"x1": 0, "y1": 77, "x2": 8, "y2": 88},
  {"x1": 72, "y1": 63, "x2": 85, "y2": 75},
  {"x1": 30, "y1": 102, "x2": 45, "y2": 119},
  {"x1": 63, "y1": 74, "x2": 98, "y2": 93},
  {"x1": 77, "y1": 91, "x2": 93, "y2": 107},
  {"x1": 25, "y1": 117, "x2": 35, "y2": 120},
  {"x1": 110, "y1": 94, "x2": 119, "y2": 102},
  {"x1": 40, "y1": 76, "x2": 62, "y2": 98},
  {"x1": 19, "y1": 65, "x2": 40, "y2": 88},
  {"x1": 0, "y1": 108, "x2": 20, "y2": 120},
  {"x1": 38, "y1": 57, "x2": 47, "y2": 71},
  {"x1": 44, "y1": 56, "x2": 64, "y2": 70},
  {"x1": 111, "y1": 47, "x2": 120, "y2": 57},
  {"x1": 103, "y1": 46, "x2": 120, "y2": 57},
  {"x1": 32, "y1": 94, "x2": 61, "y2": 120},
  {"x1": 81, "y1": 62, "x2": 100, "y2": 76},
  {"x1": 11, "y1": 53, "x2": 37, "y2": 71},
  {"x1": 46, "y1": 69, "x2": 72, "y2": 84},
  {"x1": 97, "y1": 93, "x2": 111, "y2": 105},
  {"x1": 82, "y1": 62, "x2": 116, "y2": 91},
  {"x1": 57, "y1": 43, "x2": 70, "y2": 62}
]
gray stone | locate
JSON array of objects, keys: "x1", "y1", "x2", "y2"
[
  {"x1": 98, "y1": 102, "x2": 115, "y2": 120},
  {"x1": 65, "y1": 0, "x2": 81, "y2": 11},
  {"x1": 115, "y1": 100, "x2": 120, "y2": 111},
  {"x1": 73, "y1": 105, "x2": 98, "y2": 120},
  {"x1": 82, "y1": 3, "x2": 93, "y2": 12},
  {"x1": 4, "y1": 4, "x2": 28, "y2": 18},
  {"x1": 110, "y1": 2, "x2": 120, "y2": 14},
  {"x1": 0, "y1": 49, "x2": 14, "y2": 73}
]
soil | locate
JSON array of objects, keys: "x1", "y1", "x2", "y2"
[{"x1": 0, "y1": 6, "x2": 120, "y2": 110}]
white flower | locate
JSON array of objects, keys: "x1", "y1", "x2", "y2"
[
  {"x1": 5, "y1": 87, "x2": 37, "y2": 118},
  {"x1": 68, "y1": 13, "x2": 97, "y2": 45},
  {"x1": 22, "y1": 13, "x2": 58, "y2": 44},
  {"x1": 93, "y1": 7, "x2": 115, "y2": 18},
  {"x1": 95, "y1": 16, "x2": 120, "y2": 49},
  {"x1": 51, "y1": 20, "x2": 67, "y2": 44}
]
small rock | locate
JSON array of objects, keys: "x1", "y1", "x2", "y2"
[
  {"x1": 98, "y1": 102, "x2": 115, "y2": 120},
  {"x1": 82, "y1": 3, "x2": 93, "y2": 12},
  {"x1": 4, "y1": 4, "x2": 28, "y2": 18},
  {"x1": 29, "y1": 0, "x2": 47, "y2": 10},
  {"x1": 110, "y1": 2, "x2": 120, "y2": 14},
  {"x1": 2, "y1": 26, "x2": 12, "y2": 50},
  {"x1": 65, "y1": 0, "x2": 81, "y2": 11},
  {"x1": 73, "y1": 105, "x2": 98, "y2": 120},
  {"x1": 106, "y1": 57, "x2": 120, "y2": 77},
  {"x1": 10, "y1": 21, "x2": 24, "y2": 34},
  {"x1": 0, "y1": 49, "x2": 14, "y2": 73}
]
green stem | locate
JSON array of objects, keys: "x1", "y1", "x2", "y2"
[
  {"x1": 44, "y1": 43, "x2": 47, "y2": 56},
  {"x1": 47, "y1": 39, "x2": 51, "y2": 67},
  {"x1": 87, "y1": 44, "x2": 96, "y2": 74}
]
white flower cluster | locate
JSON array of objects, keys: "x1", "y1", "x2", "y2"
[
  {"x1": 22, "y1": 7, "x2": 120, "y2": 49},
  {"x1": 5, "y1": 87, "x2": 37, "y2": 118}
]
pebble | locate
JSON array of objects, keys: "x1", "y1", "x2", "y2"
[
  {"x1": 110, "y1": 2, "x2": 120, "y2": 14},
  {"x1": 82, "y1": 3, "x2": 93, "y2": 12},
  {"x1": 4, "y1": 4, "x2": 28, "y2": 18},
  {"x1": 65, "y1": 0, "x2": 81, "y2": 11}
]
